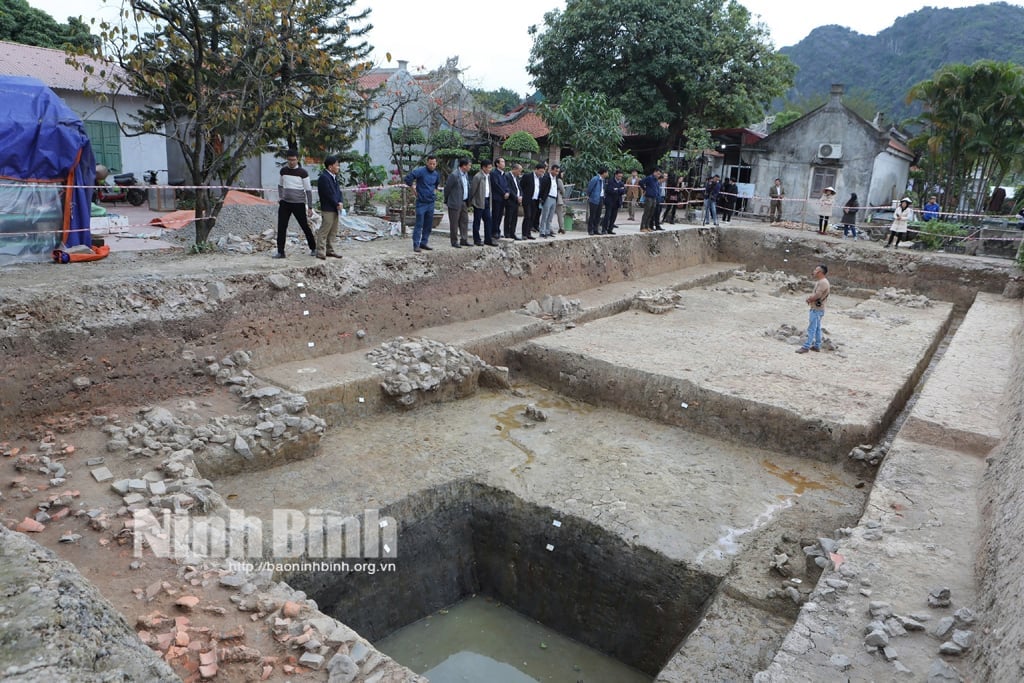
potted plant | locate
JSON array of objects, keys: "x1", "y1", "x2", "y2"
[{"x1": 562, "y1": 204, "x2": 577, "y2": 231}]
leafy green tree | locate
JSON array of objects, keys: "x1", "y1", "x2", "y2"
[
  {"x1": 71, "y1": 0, "x2": 371, "y2": 246},
  {"x1": 389, "y1": 125, "x2": 426, "y2": 177},
  {"x1": 539, "y1": 88, "x2": 624, "y2": 187},
  {"x1": 528, "y1": 0, "x2": 795, "y2": 161},
  {"x1": 469, "y1": 87, "x2": 521, "y2": 114},
  {"x1": 499, "y1": 131, "x2": 540, "y2": 169},
  {"x1": 907, "y1": 60, "x2": 1024, "y2": 215},
  {"x1": 0, "y1": 0, "x2": 97, "y2": 48}
]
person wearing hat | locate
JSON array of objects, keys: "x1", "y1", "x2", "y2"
[
  {"x1": 886, "y1": 198, "x2": 915, "y2": 248},
  {"x1": 817, "y1": 187, "x2": 836, "y2": 234}
]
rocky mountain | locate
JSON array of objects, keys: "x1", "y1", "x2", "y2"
[{"x1": 778, "y1": 2, "x2": 1024, "y2": 122}]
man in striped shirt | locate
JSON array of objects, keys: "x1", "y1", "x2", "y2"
[{"x1": 274, "y1": 150, "x2": 318, "y2": 259}]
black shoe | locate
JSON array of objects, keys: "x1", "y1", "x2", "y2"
[
  {"x1": 272, "y1": 252, "x2": 286, "y2": 259},
  {"x1": 525, "y1": 235, "x2": 536, "y2": 240},
  {"x1": 484, "y1": 241, "x2": 497, "y2": 246},
  {"x1": 513, "y1": 236, "x2": 522, "y2": 241},
  {"x1": 326, "y1": 253, "x2": 342, "y2": 258},
  {"x1": 473, "y1": 241, "x2": 484, "y2": 246},
  {"x1": 413, "y1": 247, "x2": 422, "y2": 253},
  {"x1": 451, "y1": 242, "x2": 461, "y2": 248},
  {"x1": 419, "y1": 245, "x2": 433, "y2": 251},
  {"x1": 309, "y1": 249, "x2": 316, "y2": 256},
  {"x1": 460, "y1": 240, "x2": 472, "y2": 246}
]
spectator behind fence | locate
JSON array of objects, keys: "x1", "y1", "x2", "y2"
[
  {"x1": 923, "y1": 195, "x2": 940, "y2": 222},
  {"x1": 841, "y1": 193, "x2": 858, "y2": 239}
]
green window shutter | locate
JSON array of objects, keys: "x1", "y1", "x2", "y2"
[{"x1": 84, "y1": 120, "x2": 122, "y2": 172}]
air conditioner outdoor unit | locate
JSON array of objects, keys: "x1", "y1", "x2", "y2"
[{"x1": 818, "y1": 143, "x2": 842, "y2": 159}]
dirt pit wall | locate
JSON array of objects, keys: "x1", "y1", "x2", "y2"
[
  {"x1": 0, "y1": 231, "x2": 716, "y2": 427},
  {"x1": 717, "y1": 226, "x2": 1018, "y2": 310},
  {"x1": 285, "y1": 480, "x2": 720, "y2": 676}
]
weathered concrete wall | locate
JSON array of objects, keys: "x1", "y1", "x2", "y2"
[
  {"x1": 0, "y1": 527, "x2": 179, "y2": 682},
  {"x1": 974, "y1": 317, "x2": 1024, "y2": 681}
]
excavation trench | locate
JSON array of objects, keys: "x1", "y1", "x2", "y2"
[{"x1": 2, "y1": 226, "x2": 1016, "y2": 682}]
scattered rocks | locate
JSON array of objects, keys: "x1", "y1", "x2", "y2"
[
  {"x1": 367, "y1": 337, "x2": 501, "y2": 407},
  {"x1": 873, "y1": 287, "x2": 933, "y2": 308},
  {"x1": 632, "y1": 288, "x2": 682, "y2": 314},
  {"x1": 524, "y1": 404, "x2": 548, "y2": 422},
  {"x1": 521, "y1": 294, "x2": 581, "y2": 320}
]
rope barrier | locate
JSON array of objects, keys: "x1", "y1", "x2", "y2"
[{"x1": 1, "y1": 181, "x2": 1020, "y2": 244}]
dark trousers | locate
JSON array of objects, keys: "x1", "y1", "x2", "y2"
[
  {"x1": 448, "y1": 203, "x2": 469, "y2": 244},
  {"x1": 472, "y1": 204, "x2": 492, "y2": 244},
  {"x1": 504, "y1": 200, "x2": 519, "y2": 238},
  {"x1": 602, "y1": 202, "x2": 620, "y2": 231},
  {"x1": 522, "y1": 199, "x2": 539, "y2": 238},
  {"x1": 491, "y1": 196, "x2": 506, "y2": 239},
  {"x1": 661, "y1": 202, "x2": 677, "y2": 223},
  {"x1": 587, "y1": 202, "x2": 602, "y2": 234},
  {"x1": 640, "y1": 199, "x2": 658, "y2": 229},
  {"x1": 277, "y1": 201, "x2": 317, "y2": 254}
]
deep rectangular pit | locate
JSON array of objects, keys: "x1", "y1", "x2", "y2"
[{"x1": 285, "y1": 482, "x2": 720, "y2": 676}]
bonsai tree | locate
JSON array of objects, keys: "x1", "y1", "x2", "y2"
[
  {"x1": 501, "y1": 131, "x2": 540, "y2": 168},
  {"x1": 428, "y1": 129, "x2": 473, "y2": 181}
]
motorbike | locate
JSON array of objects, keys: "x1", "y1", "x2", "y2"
[{"x1": 94, "y1": 165, "x2": 147, "y2": 207}]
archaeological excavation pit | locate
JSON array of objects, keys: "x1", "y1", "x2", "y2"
[
  {"x1": 2, "y1": 225, "x2": 1021, "y2": 682},
  {"x1": 284, "y1": 482, "x2": 720, "y2": 680}
]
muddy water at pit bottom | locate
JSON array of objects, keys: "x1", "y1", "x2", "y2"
[{"x1": 375, "y1": 596, "x2": 650, "y2": 683}]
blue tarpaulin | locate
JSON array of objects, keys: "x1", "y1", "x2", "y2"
[{"x1": 0, "y1": 75, "x2": 97, "y2": 264}]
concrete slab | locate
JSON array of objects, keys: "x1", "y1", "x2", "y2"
[
  {"x1": 511, "y1": 274, "x2": 954, "y2": 459},
  {"x1": 901, "y1": 293, "x2": 1024, "y2": 456}
]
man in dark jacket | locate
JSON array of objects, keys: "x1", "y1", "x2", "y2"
[
  {"x1": 519, "y1": 163, "x2": 548, "y2": 240},
  {"x1": 490, "y1": 157, "x2": 510, "y2": 241},
  {"x1": 602, "y1": 169, "x2": 626, "y2": 234},
  {"x1": 504, "y1": 163, "x2": 523, "y2": 239},
  {"x1": 315, "y1": 155, "x2": 343, "y2": 259}
]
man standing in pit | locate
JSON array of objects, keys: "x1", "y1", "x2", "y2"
[
  {"x1": 274, "y1": 150, "x2": 318, "y2": 259},
  {"x1": 796, "y1": 264, "x2": 830, "y2": 354}
]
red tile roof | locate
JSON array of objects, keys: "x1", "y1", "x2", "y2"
[
  {"x1": 0, "y1": 40, "x2": 115, "y2": 93},
  {"x1": 489, "y1": 110, "x2": 549, "y2": 140},
  {"x1": 888, "y1": 137, "x2": 913, "y2": 156}
]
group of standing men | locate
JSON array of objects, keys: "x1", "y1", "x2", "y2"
[{"x1": 405, "y1": 157, "x2": 577, "y2": 251}]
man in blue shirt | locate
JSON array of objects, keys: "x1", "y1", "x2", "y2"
[
  {"x1": 586, "y1": 167, "x2": 608, "y2": 235},
  {"x1": 923, "y1": 195, "x2": 940, "y2": 222},
  {"x1": 640, "y1": 168, "x2": 662, "y2": 232},
  {"x1": 404, "y1": 155, "x2": 441, "y2": 252}
]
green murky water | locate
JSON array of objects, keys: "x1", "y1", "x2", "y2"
[{"x1": 375, "y1": 596, "x2": 651, "y2": 683}]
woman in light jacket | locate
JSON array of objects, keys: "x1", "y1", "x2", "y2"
[
  {"x1": 817, "y1": 187, "x2": 836, "y2": 234},
  {"x1": 886, "y1": 197, "x2": 914, "y2": 248}
]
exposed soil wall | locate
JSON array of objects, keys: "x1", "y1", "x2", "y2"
[
  {"x1": 1, "y1": 232, "x2": 715, "y2": 426},
  {"x1": 974, "y1": 320, "x2": 1024, "y2": 681},
  {"x1": 717, "y1": 228, "x2": 1016, "y2": 310}
]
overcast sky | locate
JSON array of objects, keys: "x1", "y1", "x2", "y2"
[{"x1": 27, "y1": 0, "x2": 1024, "y2": 96}]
